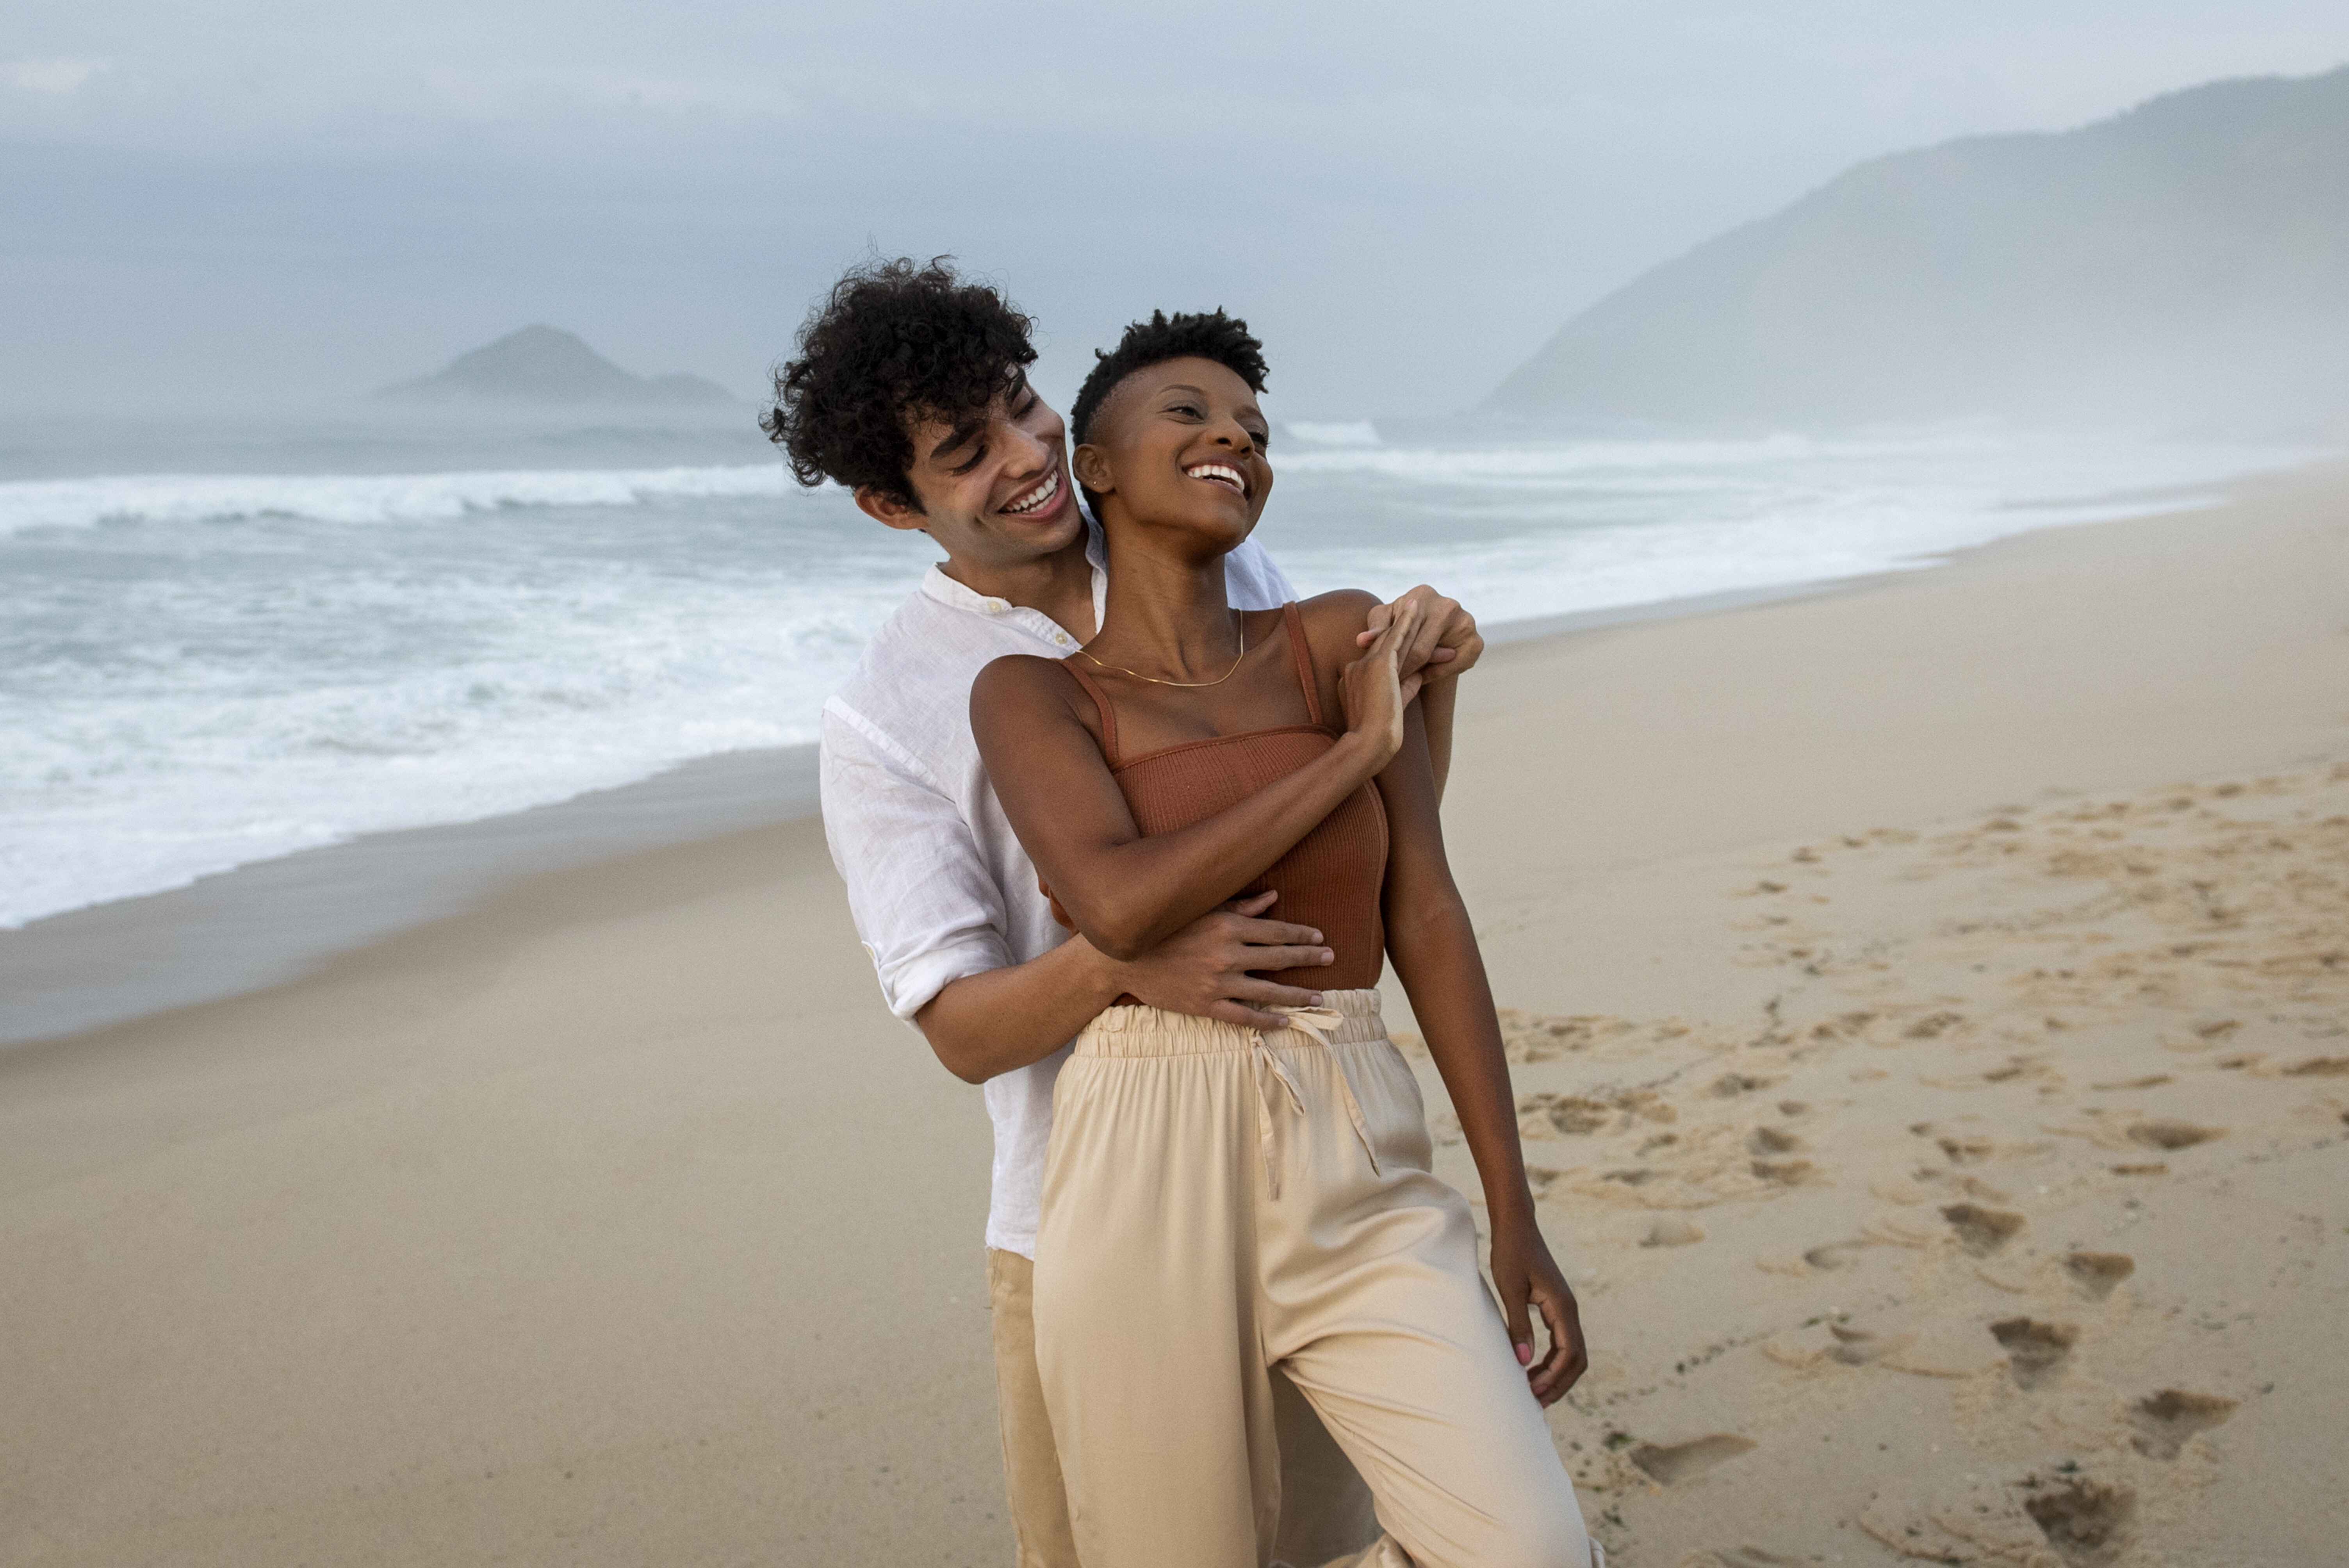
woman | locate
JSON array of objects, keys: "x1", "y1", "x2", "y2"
[{"x1": 970, "y1": 310, "x2": 1600, "y2": 1568}]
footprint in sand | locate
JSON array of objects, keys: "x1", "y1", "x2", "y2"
[
  {"x1": 2284, "y1": 1055, "x2": 2349, "y2": 1076},
  {"x1": 1627, "y1": 1433, "x2": 1757, "y2": 1485},
  {"x1": 1615, "y1": 1089, "x2": 1677, "y2": 1126},
  {"x1": 1684, "y1": 1548, "x2": 1799, "y2": 1567},
  {"x1": 2064, "y1": 1251, "x2": 2135, "y2": 1299},
  {"x1": 2128, "y1": 1389, "x2": 2239, "y2": 1459},
  {"x1": 1991, "y1": 1317, "x2": 2079, "y2": 1388},
  {"x1": 1825, "y1": 1324, "x2": 1911, "y2": 1366},
  {"x1": 1802, "y1": 1239, "x2": 1872, "y2": 1271},
  {"x1": 1747, "y1": 1126, "x2": 1804, "y2": 1155},
  {"x1": 1709, "y1": 1072, "x2": 1777, "y2": 1098},
  {"x1": 1937, "y1": 1135, "x2": 1995, "y2": 1165},
  {"x1": 2128, "y1": 1119, "x2": 2224, "y2": 1151},
  {"x1": 1942, "y1": 1203, "x2": 2026, "y2": 1255},
  {"x1": 1642, "y1": 1218, "x2": 1705, "y2": 1248},
  {"x1": 1524, "y1": 1094, "x2": 1612, "y2": 1135},
  {"x1": 1750, "y1": 1157, "x2": 1816, "y2": 1185},
  {"x1": 2020, "y1": 1475, "x2": 2135, "y2": 1566},
  {"x1": 1807, "y1": 1010, "x2": 1878, "y2": 1044}
]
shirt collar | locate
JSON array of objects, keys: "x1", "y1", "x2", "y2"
[
  {"x1": 915, "y1": 526, "x2": 1111, "y2": 643},
  {"x1": 1083, "y1": 511, "x2": 1110, "y2": 629},
  {"x1": 918, "y1": 562, "x2": 1011, "y2": 617}
]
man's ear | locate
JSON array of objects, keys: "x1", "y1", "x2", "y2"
[
  {"x1": 1070, "y1": 442, "x2": 1115, "y2": 497},
  {"x1": 853, "y1": 485, "x2": 929, "y2": 533}
]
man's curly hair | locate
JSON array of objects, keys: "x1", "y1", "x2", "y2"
[
  {"x1": 764, "y1": 257, "x2": 1035, "y2": 511},
  {"x1": 1067, "y1": 309, "x2": 1270, "y2": 524}
]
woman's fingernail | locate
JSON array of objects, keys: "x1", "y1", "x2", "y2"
[
  {"x1": 1308, "y1": 930, "x2": 1322, "y2": 942},
  {"x1": 1310, "y1": 992, "x2": 1325, "y2": 1005},
  {"x1": 1320, "y1": 950, "x2": 1334, "y2": 964},
  {"x1": 1516, "y1": 1342, "x2": 1534, "y2": 1366}
]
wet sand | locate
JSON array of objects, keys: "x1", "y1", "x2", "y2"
[{"x1": 4, "y1": 464, "x2": 2343, "y2": 1565}]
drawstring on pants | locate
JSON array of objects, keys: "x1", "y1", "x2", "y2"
[{"x1": 1251, "y1": 1005, "x2": 1382, "y2": 1198}]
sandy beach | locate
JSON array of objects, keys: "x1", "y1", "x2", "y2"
[{"x1": 4, "y1": 464, "x2": 2344, "y2": 1565}]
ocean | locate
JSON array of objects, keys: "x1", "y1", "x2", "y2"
[{"x1": 0, "y1": 410, "x2": 2314, "y2": 932}]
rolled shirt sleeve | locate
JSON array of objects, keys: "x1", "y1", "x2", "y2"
[{"x1": 820, "y1": 700, "x2": 1012, "y2": 1021}]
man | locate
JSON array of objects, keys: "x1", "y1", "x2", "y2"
[{"x1": 772, "y1": 258, "x2": 1484, "y2": 1566}]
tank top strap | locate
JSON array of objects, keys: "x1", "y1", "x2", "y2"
[
  {"x1": 1280, "y1": 601, "x2": 1326, "y2": 727},
  {"x1": 1063, "y1": 657, "x2": 1123, "y2": 767}
]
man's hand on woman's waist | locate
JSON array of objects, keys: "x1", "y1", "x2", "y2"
[
  {"x1": 1111, "y1": 890, "x2": 1335, "y2": 1032},
  {"x1": 914, "y1": 892, "x2": 1334, "y2": 1082}
]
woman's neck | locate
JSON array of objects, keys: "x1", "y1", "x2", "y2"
[{"x1": 1092, "y1": 521, "x2": 1242, "y2": 681}]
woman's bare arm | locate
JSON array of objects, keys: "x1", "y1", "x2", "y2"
[
  {"x1": 1418, "y1": 673, "x2": 1457, "y2": 803},
  {"x1": 1376, "y1": 700, "x2": 1590, "y2": 1406},
  {"x1": 968, "y1": 592, "x2": 1424, "y2": 962}
]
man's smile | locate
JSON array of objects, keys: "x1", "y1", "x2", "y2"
[{"x1": 1000, "y1": 463, "x2": 1064, "y2": 518}]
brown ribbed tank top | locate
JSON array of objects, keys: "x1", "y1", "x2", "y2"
[{"x1": 1046, "y1": 601, "x2": 1389, "y2": 992}]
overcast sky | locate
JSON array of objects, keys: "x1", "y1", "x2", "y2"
[{"x1": 7, "y1": 3, "x2": 2348, "y2": 417}]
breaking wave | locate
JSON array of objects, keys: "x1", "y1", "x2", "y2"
[{"x1": 0, "y1": 462, "x2": 798, "y2": 535}]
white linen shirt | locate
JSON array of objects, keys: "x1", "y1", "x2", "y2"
[{"x1": 820, "y1": 522, "x2": 1297, "y2": 1257}]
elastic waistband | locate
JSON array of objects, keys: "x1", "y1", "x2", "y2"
[{"x1": 1073, "y1": 988, "x2": 1386, "y2": 1058}]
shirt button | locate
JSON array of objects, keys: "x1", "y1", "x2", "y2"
[{"x1": 1053, "y1": 633, "x2": 1071, "y2": 646}]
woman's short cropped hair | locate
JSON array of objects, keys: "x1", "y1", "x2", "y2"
[{"x1": 1068, "y1": 308, "x2": 1270, "y2": 452}]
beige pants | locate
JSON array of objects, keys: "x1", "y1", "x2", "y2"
[
  {"x1": 1034, "y1": 991, "x2": 1599, "y2": 1568},
  {"x1": 988, "y1": 1249, "x2": 1379, "y2": 1568}
]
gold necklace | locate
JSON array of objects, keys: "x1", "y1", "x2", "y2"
[{"x1": 1076, "y1": 613, "x2": 1248, "y2": 688}]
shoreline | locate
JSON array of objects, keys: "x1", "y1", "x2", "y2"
[
  {"x1": 0, "y1": 467, "x2": 2256, "y2": 1050},
  {"x1": 0, "y1": 564, "x2": 1878, "y2": 1049},
  {"x1": 2, "y1": 744, "x2": 821, "y2": 1048}
]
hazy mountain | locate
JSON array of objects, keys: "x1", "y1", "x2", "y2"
[
  {"x1": 1489, "y1": 66, "x2": 2349, "y2": 433},
  {"x1": 374, "y1": 326, "x2": 737, "y2": 408}
]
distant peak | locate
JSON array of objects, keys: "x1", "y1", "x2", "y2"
[
  {"x1": 374, "y1": 327, "x2": 736, "y2": 408},
  {"x1": 1483, "y1": 61, "x2": 2349, "y2": 433}
]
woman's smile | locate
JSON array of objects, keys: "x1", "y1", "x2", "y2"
[{"x1": 1183, "y1": 461, "x2": 1250, "y2": 498}]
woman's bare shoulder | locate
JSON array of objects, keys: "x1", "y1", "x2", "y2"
[
  {"x1": 1293, "y1": 589, "x2": 1381, "y2": 665},
  {"x1": 970, "y1": 652, "x2": 1083, "y2": 720},
  {"x1": 1298, "y1": 588, "x2": 1381, "y2": 621}
]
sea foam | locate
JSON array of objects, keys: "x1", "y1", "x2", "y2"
[
  {"x1": 0, "y1": 462, "x2": 797, "y2": 535},
  {"x1": 1, "y1": 428, "x2": 2315, "y2": 932}
]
